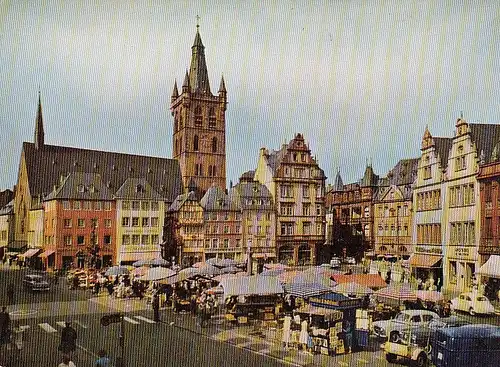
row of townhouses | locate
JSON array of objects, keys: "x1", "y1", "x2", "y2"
[
  {"x1": 326, "y1": 118, "x2": 500, "y2": 295},
  {"x1": 1, "y1": 26, "x2": 499, "y2": 297}
]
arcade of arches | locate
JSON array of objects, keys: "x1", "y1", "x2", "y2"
[{"x1": 278, "y1": 244, "x2": 316, "y2": 265}]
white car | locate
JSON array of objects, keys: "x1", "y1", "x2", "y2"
[
  {"x1": 372, "y1": 309, "x2": 440, "y2": 341},
  {"x1": 450, "y1": 292, "x2": 495, "y2": 316}
]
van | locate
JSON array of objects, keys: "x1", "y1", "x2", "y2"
[{"x1": 431, "y1": 324, "x2": 500, "y2": 367}]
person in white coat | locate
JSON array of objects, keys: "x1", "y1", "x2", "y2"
[
  {"x1": 299, "y1": 319, "x2": 309, "y2": 351},
  {"x1": 282, "y1": 315, "x2": 291, "y2": 349}
]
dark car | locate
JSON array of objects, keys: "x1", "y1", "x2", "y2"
[
  {"x1": 401, "y1": 316, "x2": 471, "y2": 347},
  {"x1": 23, "y1": 274, "x2": 50, "y2": 291},
  {"x1": 431, "y1": 324, "x2": 500, "y2": 367}
]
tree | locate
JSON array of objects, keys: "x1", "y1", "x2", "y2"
[{"x1": 161, "y1": 213, "x2": 178, "y2": 262}]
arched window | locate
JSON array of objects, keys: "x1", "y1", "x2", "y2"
[
  {"x1": 209, "y1": 108, "x2": 216, "y2": 128},
  {"x1": 194, "y1": 135, "x2": 199, "y2": 151},
  {"x1": 212, "y1": 137, "x2": 217, "y2": 152},
  {"x1": 195, "y1": 106, "x2": 202, "y2": 126}
]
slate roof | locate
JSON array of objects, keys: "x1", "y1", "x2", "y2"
[
  {"x1": 200, "y1": 185, "x2": 240, "y2": 211},
  {"x1": 168, "y1": 191, "x2": 198, "y2": 212},
  {"x1": 229, "y1": 181, "x2": 274, "y2": 210},
  {"x1": 387, "y1": 158, "x2": 419, "y2": 186},
  {"x1": 469, "y1": 123, "x2": 500, "y2": 164},
  {"x1": 433, "y1": 137, "x2": 453, "y2": 170},
  {"x1": 23, "y1": 142, "x2": 183, "y2": 203},
  {"x1": 44, "y1": 172, "x2": 113, "y2": 201}
]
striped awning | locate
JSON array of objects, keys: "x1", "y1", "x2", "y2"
[{"x1": 283, "y1": 282, "x2": 332, "y2": 298}]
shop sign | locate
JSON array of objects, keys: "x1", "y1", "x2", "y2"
[
  {"x1": 415, "y1": 246, "x2": 442, "y2": 255},
  {"x1": 451, "y1": 246, "x2": 475, "y2": 259}
]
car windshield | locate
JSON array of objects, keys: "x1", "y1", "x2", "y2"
[
  {"x1": 476, "y1": 296, "x2": 488, "y2": 301},
  {"x1": 395, "y1": 313, "x2": 410, "y2": 322}
]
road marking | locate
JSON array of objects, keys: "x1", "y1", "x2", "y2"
[
  {"x1": 56, "y1": 321, "x2": 67, "y2": 328},
  {"x1": 39, "y1": 323, "x2": 57, "y2": 333},
  {"x1": 73, "y1": 320, "x2": 88, "y2": 329},
  {"x1": 123, "y1": 316, "x2": 140, "y2": 324},
  {"x1": 134, "y1": 315, "x2": 156, "y2": 324}
]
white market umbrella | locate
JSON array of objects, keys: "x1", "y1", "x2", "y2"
[{"x1": 138, "y1": 267, "x2": 176, "y2": 281}]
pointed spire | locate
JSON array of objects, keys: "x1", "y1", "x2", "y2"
[
  {"x1": 218, "y1": 74, "x2": 226, "y2": 93},
  {"x1": 333, "y1": 168, "x2": 343, "y2": 191},
  {"x1": 182, "y1": 70, "x2": 190, "y2": 92},
  {"x1": 189, "y1": 24, "x2": 211, "y2": 94},
  {"x1": 171, "y1": 79, "x2": 179, "y2": 99},
  {"x1": 34, "y1": 90, "x2": 45, "y2": 150}
]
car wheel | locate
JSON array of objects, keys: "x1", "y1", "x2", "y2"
[
  {"x1": 389, "y1": 331, "x2": 401, "y2": 343},
  {"x1": 386, "y1": 353, "x2": 397, "y2": 363},
  {"x1": 469, "y1": 307, "x2": 476, "y2": 316},
  {"x1": 413, "y1": 352, "x2": 428, "y2": 367}
]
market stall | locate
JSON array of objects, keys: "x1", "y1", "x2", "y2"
[
  {"x1": 308, "y1": 292, "x2": 364, "y2": 353},
  {"x1": 220, "y1": 275, "x2": 284, "y2": 325},
  {"x1": 293, "y1": 304, "x2": 343, "y2": 355}
]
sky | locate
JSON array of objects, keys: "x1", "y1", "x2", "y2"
[{"x1": 1, "y1": 0, "x2": 499, "y2": 191}]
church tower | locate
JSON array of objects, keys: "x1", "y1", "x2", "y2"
[{"x1": 170, "y1": 24, "x2": 227, "y2": 197}]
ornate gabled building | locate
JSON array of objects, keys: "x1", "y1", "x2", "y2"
[
  {"x1": 325, "y1": 164, "x2": 379, "y2": 261},
  {"x1": 170, "y1": 25, "x2": 227, "y2": 197},
  {"x1": 373, "y1": 158, "x2": 418, "y2": 259},
  {"x1": 168, "y1": 191, "x2": 205, "y2": 266},
  {"x1": 411, "y1": 126, "x2": 452, "y2": 289},
  {"x1": 413, "y1": 118, "x2": 500, "y2": 294},
  {"x1": 254, "y1": 133, "x2": 326, "y2": 265},
  {"x1": 230, "y1": 172, "x2": 276, "y2": 270},
  {"x1": 13, "y1": 94, "x2": 183, "y2": 269},
  {"x1": 200, "y1": 185, "x2": 242, "y2": 261}
]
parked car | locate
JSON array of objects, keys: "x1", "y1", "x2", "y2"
[
  {"x1": 344, "y1": 257, "x2": 356, "y2": 265},
  {"x1": 405, "y1": 316, "x2": 471, "y2": 347},
  {"x1": 330, "y1": 257, "x2": 341, "y2": 269},
  {"x1": 23, "y1": 274, "x2": 50, "y2": 291},
  {"x1": 372, "y1": 309, "x2": 440, "y2": 341},
  {"x1": 431, "y1": 324, "x2": 500, "y2": 367},
  {"x1": 450, "y1": 292, "x2": 495, "y2": 316}
]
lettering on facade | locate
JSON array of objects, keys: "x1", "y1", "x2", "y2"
[{"x1": 415, "y1": 246, "x2": 442, "y2": 255}]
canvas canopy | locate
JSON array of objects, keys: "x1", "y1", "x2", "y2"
[
  {"x1": 477, "y1": 255, "x2": 500, "y2": 278},
  {"x1": 220, "y1": 275, "x2": 283, "y2": 298}
]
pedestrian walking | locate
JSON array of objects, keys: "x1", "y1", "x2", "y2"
[
  {"x1": 0, "y1": 306, "x2": 11, "y2": 345},
  {"x1": 152, "y1": 292, "x2": 160, "y2": 322},
  {"x1": 7, "y1": 283, "x2": 15, "y2": 305},
  {"x1": 58, "y1": 355, "x2": 76, "y2": 367},
  {"x1": 95, "y1": 349, "x2": 111, "y2": 367},
  {"x1": 58, "y1": 321, "x2": 77, "y2": 356}
]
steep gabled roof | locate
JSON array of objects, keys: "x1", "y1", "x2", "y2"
[
  {"x1": 168, "y1": 191, "x2": 198, "y2": 212},
  {"x1": 44, "y1": 172, "x2": 113, "y2": 201},
  {"x1": 230, "y1": 181, "x2": 274, "y2": 210},
  {"x1": 23, "y1": 142, "x2": 183, "y2": 202},
  {"x1": 200, "y1": 185, "x2": 240, "y2": 211},
  {"x1": 388, "y1": 158, "x2": 419, "y2": 186},
  {"x1": 433, "y1": 137, "x2": 453, "y2": 170},
  {"x1": 114, "y1": 177, "x2": 161, "y2": 200},
  {"x1": 469, "y1": 123, "x2": 500, "y2": 164}
]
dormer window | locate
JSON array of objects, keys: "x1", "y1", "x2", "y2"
[
  {"x1": 136, "y1": 184, "x2": 145, "y2": 193},
  {"x1": 77, "y1": 185, "x2": 85, "y2": 193}
]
